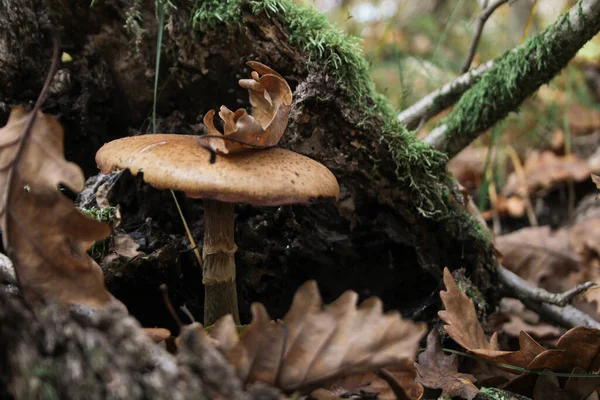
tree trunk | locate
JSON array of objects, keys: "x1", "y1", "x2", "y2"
[{"x1": 0, "y1": 0, "x2": 497, "y2": 396}]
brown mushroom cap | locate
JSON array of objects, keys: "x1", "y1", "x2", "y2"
[{"x1": 96, "y1": 134, "x2": 339, "y2": 206}]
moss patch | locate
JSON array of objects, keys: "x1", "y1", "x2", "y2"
[
  {"x1": 454, "y1": 268, "x2": 488, "y2": 318},
  {"x1": 78, "y1": 206, "x2": 118, "y2": 260},
  {"x1": 193, "y1": 0, "x2": 372, "y2": 105}
]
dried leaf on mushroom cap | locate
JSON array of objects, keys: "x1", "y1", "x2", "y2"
[{"x1": 198, "y1": 61, "x2": 293, "y2": 154}]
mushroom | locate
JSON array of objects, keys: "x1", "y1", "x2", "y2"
[{"x1": 95, "y1": 134, "x2": 339, "y2": 325}]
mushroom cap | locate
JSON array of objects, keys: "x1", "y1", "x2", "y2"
[{"x1": 95, "y1": 134, "x2": 339, "y2": 206}]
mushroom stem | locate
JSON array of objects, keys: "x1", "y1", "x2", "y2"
[{"x1": 202, "y1": 199, "x2": 240, "y2": 325}]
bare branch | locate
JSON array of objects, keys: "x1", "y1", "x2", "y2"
[
  {"x1": 497, "y1": 264, "x2": 600, "y2": 330},
  {"x1": 397, "y1": 60, "x2": 495, "y2": 130},
  {"x1": 423, "y1": 0, "x2": 600, "y2": 158},
  {"x1": 461, "y1": 0, "x2": 509, "y2": 74},
  {"x1": 497, "y1": 264, "x2": 595, "y2": 307}
]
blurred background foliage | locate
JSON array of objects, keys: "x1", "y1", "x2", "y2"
[
  {"x1": 308, "y1": 0, "x2": 598, "y2": 143},
  {"x1": 303, "y1": 0, "x2": 600, "y2": 235}
]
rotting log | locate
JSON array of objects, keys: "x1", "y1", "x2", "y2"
[
  {"x1": 0, "y1": 284, "x2": 279, "y2": 399},
  {"x1": 0, "y1": 0, "x2": 497, "y2": 382}
]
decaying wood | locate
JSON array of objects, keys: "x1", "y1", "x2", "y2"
[{"x1": 0, "y1": 284, "x2": 279, "y2": 399}]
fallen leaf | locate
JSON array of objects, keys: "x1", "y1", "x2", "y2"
[
  {"x1": 209, "y1": 280, "x2": 426, "y2": 392},
  {"x1": 487, "y1": 299, "x2": 562, "y2": 342},
  {"x1": 0, "y1": 107, "x2": 113, "y2": 308},
  {"x1": 502, "y1": 151, "x2": 591, "y2": 196},
  {"x1": 470, "y1": 331, "x2": 544, "y2": 372},
  {"x1": 533, "y1": 367, "x2": 600, "y2": 400},
  {"x1": 414, "y1": 330, "x2": 479, "y2": 400},
  {"x1": 481, "y1": 195, "x2": 526, "y2": 220},
  {"x1": 448, "y1": 146, "x2": 489, "y2": 190},
  {"x1": 526, "y1": 326, "x2": 600, "y2": 372},
  {"x1": 198, "y1": 61, "x2": 292, "y2": 154},
  {"x1": 438, "y1": 268, "x2": 497, "y2": 351},
  {"x1": 144, "y1": 327, "x2": 171, "y2": 343},
  {"x1": 495, "y1": 226, "x2": 583, "y2": 293},
  {"x1": 437, "y1": 269, "x2": 520, "y2": 384},
  {"x1": 569, "y1": 216, "x2": 600, "y2": 268},
  {"x1": 568, "y1": 103, "x2": 600, "y2": 135},
  {"x1": 101, "y1": 233, "x2": 142, "y2": 264},
  {"x1": 327, "y1": 360, "x2": 423, "y2": 400}
]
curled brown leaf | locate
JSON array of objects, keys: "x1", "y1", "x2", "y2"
[
  {"x1": 438, "y1": 268, "x2": 498, "y2": 351},
  {"x1": 415, "y1": 330, "x2": 479, "y2": 400},
  {"x1": 0, "y1": 107, "x2": 113, "y2": 308},
  {"x1": 198, "y1": 61, "x2": 292, "y2": 154}
]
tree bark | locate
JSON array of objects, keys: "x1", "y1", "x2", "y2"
[
  {"x1": 0, "y1": 284, "x2": 277, "y2": 399},
  {"x1": 0, "y1": 0, "x2": 499, "y2": 396}
]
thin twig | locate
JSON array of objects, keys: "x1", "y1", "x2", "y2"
[
  {"x1": 498, "y1": 264, "x2": 594, "y2": 306},
  {"x1": 397, "y1": 60, "x2": 495, "y2": 130},
  {"x1": 460, "y1": 0, "x2": 509, "y2": 74},
  {"x1": 497, "y1": 264, "x2": 600, "y2": 329},
  {"x1": 522, "y1": 300, "x2": 600, "y2": 330},
  {"x1": 160, "y1": 284, "x2": 183, "y2": 330},
  {"x1": 375, "y1": 369, "x2": 410, "y2": 400}
]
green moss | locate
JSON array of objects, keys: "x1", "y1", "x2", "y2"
[
  {"x1": 478, "y1": 387, "x2": 512, "y2": 400},
  {"x1": 455, "y1": 268, "x2": 488, "y2": 315},
  {"x1": 79, "y1": 206, "x2": 119, "y2": 260},
  {"x1": 124, "y1": 0, "x2": 145, "y2": 51},
  {"x1": 31, "y1": 365, "x2": 60, "y2": 400},
  {"x1": 193, "y1": 0, "x2": 373, "y2": 107},
  {"x1": 79, "y1": 206, "x2": 118, "y2": 225}
]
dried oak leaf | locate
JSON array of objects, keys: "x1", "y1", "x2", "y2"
[
  {"x1": 199, "y1": 61, "x2": 292, "y2": 154},
  {"x1": 209, "y1": 280, "x2": 427, "y2": 392},
  {"x1": 326, "y1": 360, "x2": 423, "y2": 400},
  {"x1": 525, "y1": 326, "x2": 600, "y2": 372},
  {"x1": 438, "y1": 268, "x2": 498, "y2": 351},
  {"x1": 504, "y1": 328, "x2": 600, "y2": 399},
  {"x1": 0, "y1": 107, "x2": 113, "y2": 308},
  {"x1": 415, "y1": 330, "x2": 479, "y2": 400},
  {"x1": 495, "y1": 226, "x2": 583, "y2": 293},
  {"x1": 439, "y1": 269, "x2": 526, "y2": 384},
  {"x1": 469, "y1": 331, "x2": 544, "y2": 371},
  {"x1": 533, "y1": 367, "x2": 600, "y2": 400}
]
